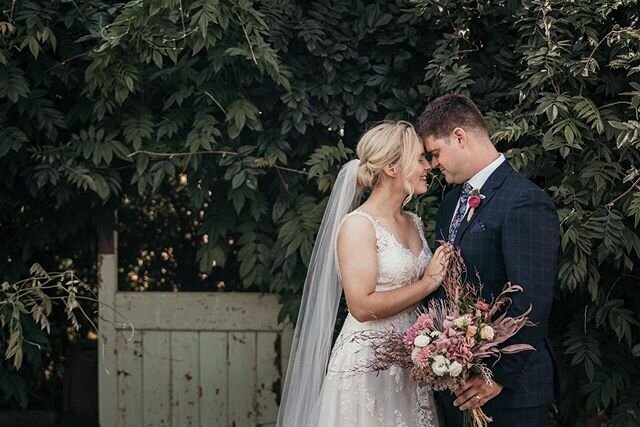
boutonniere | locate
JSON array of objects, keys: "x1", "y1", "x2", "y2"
[{"x1": 467, "y1": 189, "x2": 486, "y2": 221}]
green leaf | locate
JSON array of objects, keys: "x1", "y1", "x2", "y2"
[
  {"x1": 123, "y1": 113, "x2": 154, "y2": 150},
  {"x1": 0, "y1": 127, "x2": 28, "y2": 157},
  {"x1": 564, "y1": 124, "x2": 574, "y2": 145},
  {"x1": 226, "y1": 99, "x2": 261, "y2": 139},
  {"x1": 28, "y1": 36, "x2": 40, "y2": 59},
  {"x1": 93, "y1": 174, "x2": 110, "y2": 200},
  {"x1": 231, "y1": 170, "x2": 246, "y2": 189},
  {"x1": 628, "y1": 191, "x2": 640, "y2": 227},
  {"x1": 0, "y1": 65, "x2": 30, "y2": 102}
]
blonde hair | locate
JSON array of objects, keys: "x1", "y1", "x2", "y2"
[{"x1": 356, "y1": 121, "x2": 423, "y2": 205}]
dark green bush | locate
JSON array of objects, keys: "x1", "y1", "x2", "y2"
[{"x1": 1, "y1": 0, "x2": 638, "y2": 423}]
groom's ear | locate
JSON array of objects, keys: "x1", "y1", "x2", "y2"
[{"x1": 451, "y1": 127, "x2": 468, "y2": 147}]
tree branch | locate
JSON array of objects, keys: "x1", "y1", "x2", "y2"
[
  {"x1": 128, "y1": 150, "x2": 312, "y2": 176},
  {"x1": 605, "y1": 177, "x2": 640, "y2": 207},
  {"x1": 129, "y1": 149, "x2": 238, "y2": 158},
  {"x1": 275, "y1": 167, "x2": 289, "y2": 193}
]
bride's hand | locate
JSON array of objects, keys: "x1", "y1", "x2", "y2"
[{"x1": 421, "y1": 244, "x2": 451, "y2": 292}]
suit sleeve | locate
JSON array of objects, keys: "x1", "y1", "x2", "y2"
[{"x1": 491, "y1": 188, "x2": 560, "y2": 389}]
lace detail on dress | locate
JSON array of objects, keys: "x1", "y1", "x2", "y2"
[
  {"x1": 417, "y1": 382, "x2": 439, "y2": 427},
  {"x1": 312, "y1": 210, "x2": 439, "y2": 427},
  {"x1": 348, "y1": 210, "x2": 432, "y2": 291}
]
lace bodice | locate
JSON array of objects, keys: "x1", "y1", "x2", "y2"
[{"x1": 346, "y1": 209, "x2": 433, "y2": 291}]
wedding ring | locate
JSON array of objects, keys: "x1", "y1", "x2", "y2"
[{"x1": 475, "y1": 395, "x2": 480, "y2": 400}]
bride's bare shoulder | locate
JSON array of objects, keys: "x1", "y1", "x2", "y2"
[{"x1": 338, "y1": 212, "x2": 376, "y2": 242}]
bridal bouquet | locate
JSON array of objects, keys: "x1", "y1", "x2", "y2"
[
  {"x1": 403, "y1": 281, "x2": 533, "y2": 426},
  {"x1": 346, "y1": 247, "x2": 534, "y2": 427}
]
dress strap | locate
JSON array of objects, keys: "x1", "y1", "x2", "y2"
[
  {"x1": 350, "y1": 209, "x2": 376, "y2": 223},
  {"x1": 349, "y1": 209, "x2": 384, "y2": 229}
]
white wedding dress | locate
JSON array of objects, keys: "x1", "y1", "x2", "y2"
[{"x1": 311, "y1": 209, "x2": 440, "y2": 427}]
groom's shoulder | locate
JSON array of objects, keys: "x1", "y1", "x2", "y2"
[
  {"x1": 503, "y1": 169, "x2": 555, "y2": 205},
  {"x1": 505, "y1": 169, "x2": 541, "y2": 191}
]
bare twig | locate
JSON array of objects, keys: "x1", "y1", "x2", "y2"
[
  {"x1": 60, "y1": 51, "x2": 91, "y2": 65},
  {"x1": 236, "y1": 12, "x2": 258, "y2": 65},
  {"x1": 178, "y1": 0, "x2": 186, "y2": 35},
  {"x1": 1, "y1": 266, "x2": 135, "y2": 370},
  {"x1": 100, "y1": 17, "x2": 133, "y2": 42},
  {"x1": 539, "y1": 1, "x2": 561, "y2": 94},
  {"x1": 582, "y1": 27, "x2": 639, "y2": 76},
  {"x1": 128, "y1": 149, "x2": 238, "y2": 158},
  {"x1": 559, "y1": 208, "x2": 576, "y2": 226},
  {"x1": 270, "y1": 165, "x2": 311, "y2": 176},
  {"x1": 275, "y1": 167, "x2": 289, "y2": 192},
  {"x1": 69, "y1": 0, "x2": 87, "y2": 22},
  {"x1": 8, "y1": 0, "x2": 16, "y2": 21},
  {"x1": 605, "y1": 177, "x2": 640, "y2": 207},
  {"x1": 203, "y1": 91, "x2": 228, "y2": 116},
  {"x1": 128, "y1": 150, "x2": 313, "y2": 176}
]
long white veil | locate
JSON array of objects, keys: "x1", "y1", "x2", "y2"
[{"x1": 276, "y1": 159, "x2": 360, "y2": 427}]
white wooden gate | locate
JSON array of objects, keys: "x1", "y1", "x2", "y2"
[{"x1": 98, "y1": 232, "x2": 292, "y2": 427}]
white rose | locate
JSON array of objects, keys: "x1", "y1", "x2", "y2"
[
  {"x1": 480, "y1": 325, "x2": 495, "y2": 341},
  {"x1": 448, "y1": 361, "x2": 463, "y2": 377},
  {"x1": 431, "y1": 355, "x2": 449, "y2": 376},
  {"x1": 453, "y1": 316, "x2": 468, "y2": 329},
  {"x1": 414, "y1": 334, "x2": 431, "y2": 347}
]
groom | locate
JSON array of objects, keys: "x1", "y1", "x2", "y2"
[{"x1": 417, "y1": 95, "x2": 560, "y2": 426}]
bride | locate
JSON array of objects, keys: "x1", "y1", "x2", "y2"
[{"x1": 277, "y1": 121, "x2": 448, "y2": 427}]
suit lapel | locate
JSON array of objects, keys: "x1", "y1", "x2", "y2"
[{"x1": 453, "y1": 161, "x2": 514, "y2": 246}]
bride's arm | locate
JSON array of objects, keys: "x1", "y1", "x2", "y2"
[{"x1": 337, "y1": 215, "x2": 448, "y2": 322}]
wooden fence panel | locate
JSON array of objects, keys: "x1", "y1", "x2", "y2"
[
  {"x1": 228, "y1": 332, "x2": 257, "y2": 427},
  {"x1": 171, "y1": 332, "x2": 200, "y2": 427},
  {"x1": 199, "y1": 332, "x2": 228, "y2": 426},
  {"x1": 116, "y1": 332, "x2": 142, "y2": 427},
  {"x1": 98, "y1": 234, "x2": 291, "y2": 427},
  {"x1": 142, "y1": 331, "x2": 171, "y2": 427}
]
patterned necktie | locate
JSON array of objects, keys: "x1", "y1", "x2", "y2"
[{"x1": 448, "y1": 182, "x2": 473, "y2": 243}]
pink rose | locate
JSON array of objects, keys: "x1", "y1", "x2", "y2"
[{"x1": 468, "y1": 195, "x2": 481, "y2": 208}]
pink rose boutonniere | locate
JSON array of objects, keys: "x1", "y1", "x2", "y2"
[{"x1": 466, "y1": 189, "x2": 486, "y2": 221}]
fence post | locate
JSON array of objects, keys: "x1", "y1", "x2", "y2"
[{"x1": 98, "y1": 230, "x2": 118, "y2": 427}]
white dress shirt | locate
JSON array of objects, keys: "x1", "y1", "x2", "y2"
[{"x1": 451, "y1": 154, "x2": 506, "y2": 222}]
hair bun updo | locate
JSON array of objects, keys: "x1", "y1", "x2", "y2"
[
  {"x1": 354, "y1": 121, "x2": 422, "y2": 193},
  {"x1": 356, "y1": 161, "x2": 377, "y2": 190}
]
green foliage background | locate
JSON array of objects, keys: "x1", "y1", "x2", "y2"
[{"x1": 1, "y1": 0, "x2": 639, "y2": 423}]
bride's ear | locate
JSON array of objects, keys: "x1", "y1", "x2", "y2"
[{"x1": 382, "y1": 163, "x2": 398, "y2": 179}]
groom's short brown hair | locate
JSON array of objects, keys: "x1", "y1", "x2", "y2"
[{"x1": 416, "y1": 94, "x2": 489, "y2": 139}]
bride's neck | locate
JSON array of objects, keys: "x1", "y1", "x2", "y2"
[{"x1": 360, "y1": 185, "x2": 407, "y2": 220}]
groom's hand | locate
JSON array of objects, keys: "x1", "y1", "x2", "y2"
[{"x1": 453, "y1": 375, "x2": 503, "y2": 410}]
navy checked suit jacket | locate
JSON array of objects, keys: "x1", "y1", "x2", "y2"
[{"x1": 430, "y1": 160, "x2": 560, "y2": 410}]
